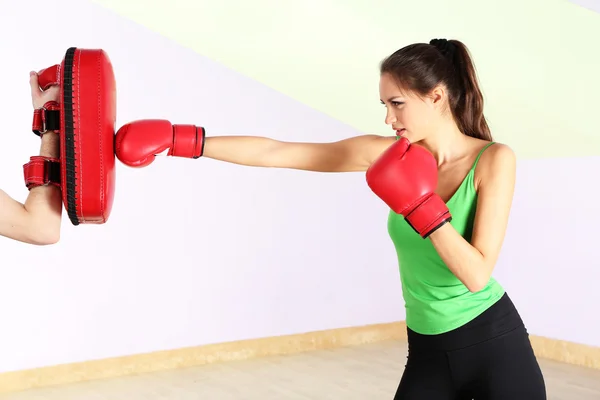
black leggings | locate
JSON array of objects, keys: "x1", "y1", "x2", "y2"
[{"x1": 394, "y1": 293, "x2": 547, "y2": 400}]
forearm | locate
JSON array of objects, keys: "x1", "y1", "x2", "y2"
[
  {"x1": 200, "y1": 134, "x2": 379, "y2": 172},
  {"x1": 428, "y1": 223, "x2": 491, "y2": 292},
  {"x1": 202, "y1": 136, "x2": 284, "y2": 168},
  {"x1": 23, "y1": 132, "x2": 62, "y2": 240}
]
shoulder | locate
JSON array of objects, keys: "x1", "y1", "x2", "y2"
[
  {"x1": 356, "y1": 134, "x2": 397, "y2": 165},
  {"x1": 474, "y1": 141, "x2": 516, "y2": 194},
  {"x1": 361, "y1": 134, "x2": 397, "y2": 148},
  {"x1": 481, "y1": 142, "x2": 516, "y2": 175},
  {"x1": 483, "y1": 142, "x2": 516, "y2": 163}
]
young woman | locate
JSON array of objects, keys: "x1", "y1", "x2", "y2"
[
  {"x1": 0, "y1": 71, "x2": 62, "y2": 245},
  {"x1": 118, "y1": 38, "x2": 547, "y2": 398}
]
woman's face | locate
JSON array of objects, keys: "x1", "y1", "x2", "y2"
[{"x1": 379, "y1": 72, "x2": 443, "y2": 144}]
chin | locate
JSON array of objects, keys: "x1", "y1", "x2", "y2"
[
  {"x1": 408, "y1": 133, "x2": 429, "y2": 144},
  {"x1": 404, "y1": 134, "x2": 421, "y2": 144}
]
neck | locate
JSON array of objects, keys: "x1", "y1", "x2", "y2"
[{"x1": 420, "y1": 121, "x2": 469, "y2": 166}]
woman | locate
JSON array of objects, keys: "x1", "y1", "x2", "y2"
[
  {"x1": 203, "y1": 38, "x2": 546, "y2": 398},
  {"x1": 0, "y1": 71, "x2": 62, "y2": 245}
]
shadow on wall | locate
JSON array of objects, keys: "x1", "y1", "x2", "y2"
[{"x1": 567, "y1": 0, "x2": 600, "y2": 14}]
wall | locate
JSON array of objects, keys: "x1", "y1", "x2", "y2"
[{"x1": 0, "y1": 0, "x2": 598, "y2": 374}]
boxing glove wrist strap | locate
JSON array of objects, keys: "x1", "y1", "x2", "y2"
[
  {"x1": 404, "y1": 193, "x2": 452, "y2": 239},
  {"x1": 169, "y1": 125, "x2": 206, "y2": 158},
  {"x1": 23, "y1": 156, "x2": 61, "y2": 190}
]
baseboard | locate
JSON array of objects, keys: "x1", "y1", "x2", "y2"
[
  {"x1": 529, "y1": 334, "x2": 600, "y2": 370},
  {"x1": 0, "y1": 321, "x2": 598, "y2": 394}
]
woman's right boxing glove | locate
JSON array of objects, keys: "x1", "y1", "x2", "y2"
[{"x1": 366, "y1": 137, "x2": 452, "y2": 238}]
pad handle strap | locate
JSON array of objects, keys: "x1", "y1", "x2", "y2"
[
  {"x1": 31, "y1": 65, "x2": 62, "y2": 137},
  {"x1": 32, "y1": 101, "x2": 60, "y2": 137},
  {"x1": 23, "y1": 156, "x2": 61, "y2": 190}
]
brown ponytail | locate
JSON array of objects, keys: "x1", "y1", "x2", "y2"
[{"x1": 380, "y1": 39, "x2": 492, "y2": 141}]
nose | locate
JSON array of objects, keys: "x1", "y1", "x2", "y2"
[{"x1": 385, "y1": 108, "x2": 396, "y2": 125}]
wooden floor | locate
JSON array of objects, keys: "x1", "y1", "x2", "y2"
[{"x1": 1, "y1": 340, "x2": 599, "y2": 399}]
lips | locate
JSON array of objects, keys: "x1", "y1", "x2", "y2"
[{"x1": 395, "y1": 128, "x2": 406, "y2": 136}]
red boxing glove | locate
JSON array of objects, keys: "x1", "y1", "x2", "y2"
[
  {"x1": 366, "y1": 137, "x2": 451, "y2": 238},
  {"x1": 115, "y1": 119, "x2": 205, "y2": 167}
]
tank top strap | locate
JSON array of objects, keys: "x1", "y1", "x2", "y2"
[{"x1": 470, "y1": 141, "x2": 495, "y2": 172}]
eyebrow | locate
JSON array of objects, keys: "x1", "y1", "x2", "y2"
[{"x1": 380, "y1": 97, "x2": 404, "y2": 103}]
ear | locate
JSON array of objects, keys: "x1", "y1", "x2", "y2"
[{"x1": 428, "y1": 85, "x2": 446, "y2": 107}]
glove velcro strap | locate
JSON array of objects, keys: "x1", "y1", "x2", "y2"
[
  {"x1": 405, "y1": 194, "x2": 452, "y2": 239},
  {"x1": 23, "y1": 156, "x2": 61, "y2": 190},
  {"x1": 32, "y1": 101, "x2": 61, "y2": 137},
  {"x1": 170, "y1": 125, "x2": 205, "y2": 159}
]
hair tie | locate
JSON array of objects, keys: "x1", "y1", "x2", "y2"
[{"x1": 430, "y1": 38, "x2": 455, "y2": 59}]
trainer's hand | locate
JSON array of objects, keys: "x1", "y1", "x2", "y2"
[{"x1": 30, "y1": 71, "x2": 59, "y2": 109}]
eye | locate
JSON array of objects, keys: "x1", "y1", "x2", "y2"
[{"x1": 391, "y1": 101, "x2": 404, "y2": 107}]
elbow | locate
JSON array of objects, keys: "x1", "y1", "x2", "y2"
[
  {"x1": 40, "y1": 233, "x2": 60, "y2": 246},
  {"x1": 30, "y1": 229, "x2": 61, "y2": 246},
  {"x1": 466, "y1": 282, "x2": 486, "y2": 293},
  {"x1": 23, "y1": 213, "x2": 62, "y2": 245},
  {"x1": 465, "y1": 274, "x2": 491, "y2": 293},
  {"x1": 32, "y1": 235, "x2": 60, "y2": 246}
]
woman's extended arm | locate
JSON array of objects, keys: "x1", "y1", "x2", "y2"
[
  {"x1": 0, "y1": 72, "x2": 62, "y2": 245},
  {"x1": 202, "y1": 134, "x2": 396, "y2": 173}
]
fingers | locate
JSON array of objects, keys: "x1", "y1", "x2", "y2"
[
  {"x1": 29, "y1": 71, "x2": 39, "y2": 86},
  {"x1": 29, "y1": 71, "x2": 42, "y2": 109},
  {"x1": 30, "y1": 70, "x2": 61, "y2": 109},
  {"x1": 29, "y1": 71, "x2": 40, "y2": 97}
]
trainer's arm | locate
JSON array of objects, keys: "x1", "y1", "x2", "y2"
[
  {"x1": 202, "y1": 134, "x2": 395, "y2": 173},
  {"x1": 0, "y1": 131, "x2": 62, "y2": 245},
  {"x1": 0, "y1": 72, "x2": 63, "y2": 245},
  {"x1": 428, "y1": 144, "x2": 516, "y2": 292}
]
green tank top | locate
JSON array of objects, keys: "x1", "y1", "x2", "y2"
[{"x1": 387, "y1": 141, "x2": 505, "y2": 335}]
